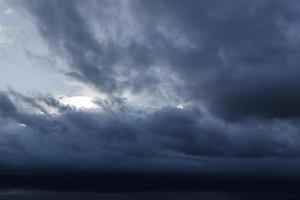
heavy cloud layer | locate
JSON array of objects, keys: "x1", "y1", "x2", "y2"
[
  {"x1": 2, "y1": 0, "x2": 300, "y2": 178},
  {"x1": 23, "y1": 0, "x2": 300, "y2": 120},
  {"x1": 1, "y1": 91, "x2": 300, "y2": 177}
]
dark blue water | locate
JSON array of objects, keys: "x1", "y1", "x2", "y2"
[{"x1": 0, "y1": 191, "x2": 299, "y2": 200}]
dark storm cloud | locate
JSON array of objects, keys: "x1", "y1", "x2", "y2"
[
  {"x1": 24, "y1": 0, "x2": 119, "y2": 92},
  {"x1": 3, "y1": 0, "x2": 300, "y2": 190},
  {"x1": 130, "y1": 0, "x2": 300, "y2": 120},
  {"x1": 23, "y1": 0, "x2": 161, "y2": 94},
  {"x1": 1, "y1": 91, "x2": 300, "y2": 177},
  {"x1": 24, "y1": 0, "x2": 300, "y2": 120},
  {"x1": 0, "y1": 93, "x2": 17, "y2": 117}
]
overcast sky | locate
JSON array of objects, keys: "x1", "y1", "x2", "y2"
[{"x1": 1, "y1": 0, "x2": 300, "y2": 190}]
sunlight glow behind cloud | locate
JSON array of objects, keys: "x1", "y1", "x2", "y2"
[{"x1": 59, "y1": 96, "x2": 98, "y2": 109}]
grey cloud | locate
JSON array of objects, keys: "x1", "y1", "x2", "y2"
[
  {"x1": 130, "y1": 0, "x2": 300, "y2": 120},
  {"x1": 0, "y1": 92, "x2": 17, "y2": 118},
  {"x1": 23, "y1": 0, "x2": 300, "y2": 120},
  {"x1": 24, "y1": 0, "x2": 163, "y2": 95},
  {"x1": 24, "y1": 0, "x2": 118, "y2": 92},
  {"x1": 4, "y1": 0, "x2": 300, "y2": 182},
  {"x1": 1, "y1": 91, "x2": 300, "y2": 175}
]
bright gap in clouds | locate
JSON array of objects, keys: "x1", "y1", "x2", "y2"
[{"x1": 59, "y1": 96, "x2": 98, "y2": 109}]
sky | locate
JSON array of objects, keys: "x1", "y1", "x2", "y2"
[{"x1": 1, "y1": 0, "x2": 300, "y2": 191}]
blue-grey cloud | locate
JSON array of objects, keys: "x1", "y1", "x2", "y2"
[
  {"x1": 23, "y1": 0, "x2": 300, "y2": 120},
  {"x1": 1, "y1": 91, "x2": 300, "y2": 176},
  {"x1": 3, "y1": 1, "x2": 300, "y2": 191},
  {"x1": 130, "y1": 0, "x2": 300, "y2": 120}
]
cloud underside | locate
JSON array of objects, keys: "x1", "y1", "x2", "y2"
[
  {"x1": 2, "y1": 0, "x2": 300, "y2": 175},
  {"x1": 1, "y1": 92, "x2": 300, "y2": 176}
]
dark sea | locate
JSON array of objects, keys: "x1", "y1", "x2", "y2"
[{"x1": 0, "y1": 191, "x2": 299, "y2": 200}]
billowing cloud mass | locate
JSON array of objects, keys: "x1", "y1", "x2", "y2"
[{"x1": 2, "y1": 0, "x2": 300, "y2": 182}]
